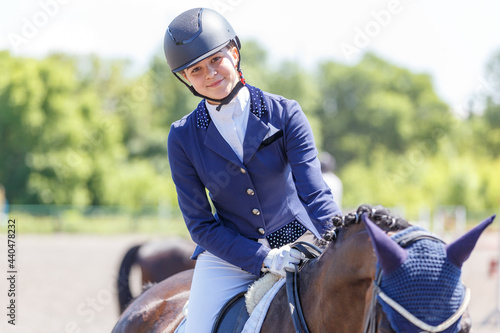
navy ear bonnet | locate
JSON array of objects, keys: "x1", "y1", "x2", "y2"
[{"x1": 379, "y1": 226, "x2": 464, "y2": 332}]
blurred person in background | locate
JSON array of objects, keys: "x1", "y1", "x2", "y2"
[{"x1": 319, "y1": 152, "x2": 343, "y2": 210}]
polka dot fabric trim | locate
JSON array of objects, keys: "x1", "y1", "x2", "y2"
[
  {"x1": 196, "y1": 101, "x2": 211, "y2": 129},
  {"x1": 267, "y1": 220, "x2": 307, "y2": 249},
  {"x1": 248, "y1": 85, "x2": 267, "y2": 119},
  {"x1": 379, "y1": 226, "x2": 464, "y2": 332},
  {"x1": 196, "y1": 84, "x2": 267, "y2": 129}
]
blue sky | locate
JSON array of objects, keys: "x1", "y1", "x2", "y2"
[{"x1": 1, "y1": 0, "x2": 499, "y2": 115}]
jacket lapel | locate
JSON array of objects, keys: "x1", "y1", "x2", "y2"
[
  {"x1": 204, "y1": 122, "x2": 244, "y2": 167},
  {"x1": 243, "y1": 85, "x2": 270, "y2": 164},
  {"x1": 243, "y1": 112, "x2": 269, "y2": 164},
  {"x1": 195, "y1": 99, "x2": 242, "y2": 167},
  {"x1": 197, "y1": 84, "x2": 270, "y2": 166}
]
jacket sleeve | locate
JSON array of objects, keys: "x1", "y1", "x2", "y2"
[
  {"x1": 167, "y1": 125, "x2": 269, "y2": 276},
  {"x1": 282, "y1": 100, "x2": 342, "y2": 232}
]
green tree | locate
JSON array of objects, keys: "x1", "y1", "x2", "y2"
[
  {"x1": 0, "y1": 52, "x2": 125, "y2": 205},
  {"x1": 316, "y1": 53, "x2": 452, "y2": 168},
  {"x1": 466, "y1": 49, "x2": 500, "y2": 157},
  {"x1": 267, "y1": 60, "x2": 323, "y2": 147},
  {"x1": 239, "y1": 39, "x2": 271, "y2": 90}
]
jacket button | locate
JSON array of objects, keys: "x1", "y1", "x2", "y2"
[
  {"x1": 258, "y1": 228, "x2": 265, "y2": 235},
  {"x1": 246, "y1": 188, "x2": 255, "y2": 195},
  {"x1": 240, "y1": 168, "x2": 247, "y2": 174},
  {"x1": 252, "y1": 209, "x2": 260, "y2": 216}
]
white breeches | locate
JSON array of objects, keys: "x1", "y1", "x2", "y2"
[
  {"x1": 184, "y1": 232, "x2": 317, "y2": 333},
  {"x1": 184, "y1": 251, "x2": 258, "y2": 333}
]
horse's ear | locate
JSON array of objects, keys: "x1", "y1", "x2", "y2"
[
  {"x1": 446, "y1": 214, "x2": 496, "y2": 268},
  {"x1": 362, "y1": 214, "x2": 408, "y2": 275}
]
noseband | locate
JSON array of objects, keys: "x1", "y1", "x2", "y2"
[{"x1": 363, "y1": 230, "x2": 471, "y2": 333}]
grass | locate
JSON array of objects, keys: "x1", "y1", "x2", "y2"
[
  {"x1": 4, "y1": 205, "x2": 190, "y2": 236},
  {"x1": 3, "y1": 205, "x2": 498, "y2": 235}
]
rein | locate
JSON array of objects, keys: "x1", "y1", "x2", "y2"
[
  {"x1": 285, "y1": 241, "x2": 322, "y2": 333},
  {"x1": 363, "y1": 230, "x2": 470, "y2": 333}
]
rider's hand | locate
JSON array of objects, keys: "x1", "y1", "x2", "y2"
[{"x1": 261, "y1": 245, "x2": 304, "y2": 277}]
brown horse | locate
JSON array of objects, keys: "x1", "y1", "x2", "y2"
[
  {"x1": 113, "y1": 205, "x2": 494, "y2": 332},
  {"x1": 116, "y1": 237, "x2": 196, "y2": 313}
]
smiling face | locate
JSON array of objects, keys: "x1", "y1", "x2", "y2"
[{"x1": 182, "y1": 46, "x2": 240, "y2": 104}]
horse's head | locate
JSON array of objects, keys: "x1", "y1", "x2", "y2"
[{"x1": 363, "y1": 214, "x2": 495, "y2": 333}]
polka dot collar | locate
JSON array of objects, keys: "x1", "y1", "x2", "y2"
[{"x1": 196, "y1": 84, "x2": 267, "y2": 129}]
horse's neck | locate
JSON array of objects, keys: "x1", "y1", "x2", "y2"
[
  {"x1": 300, "y1": 223, "x2": 376, "y2": 331},
  {"x1": 262, "y1": 223, "x2": 377, "y2": 332}
]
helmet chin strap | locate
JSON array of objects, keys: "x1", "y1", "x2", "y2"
[
  {"x1": 214, "y1": 77, "x2": 245, "y2": 111},
  {"x1": 173, "y1": 48, "x2": 246, "y2": 111},
  {"x1": 174, "y1": 71, "x2": 245, "y2": 111}
]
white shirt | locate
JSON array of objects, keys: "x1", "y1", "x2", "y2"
[{"x1": 206, "y1": 86, "x2": 250, "y2": 162}]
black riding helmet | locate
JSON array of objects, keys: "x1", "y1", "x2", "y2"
[{"x1": 164, "y1": 8, "x2": 245, "y2": 109}]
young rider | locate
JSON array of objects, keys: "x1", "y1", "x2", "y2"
[{"x1": 164, "y1": 8, "x2": 341, "y2": 332}]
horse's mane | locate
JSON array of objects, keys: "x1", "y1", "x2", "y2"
[{"x1": 318, "y1": 204, "x2": 412, "y2": 246}]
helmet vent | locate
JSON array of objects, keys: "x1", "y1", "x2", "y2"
[{"x1": 168, "y1": 8, "x2": 202, "y2": 45}]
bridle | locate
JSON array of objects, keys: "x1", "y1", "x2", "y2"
[
  {"x1": 363, "y1": 229, "x2": 471, "y2": 333},
  {"x1": 284, "y1": 231, "x2": 471, "y2": 333}
]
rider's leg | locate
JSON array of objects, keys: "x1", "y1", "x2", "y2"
[{"x1": 185, "y1": 251, "x2": 258, "y2": 333}]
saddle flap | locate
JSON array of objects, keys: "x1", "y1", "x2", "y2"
[{"x1": 212, "y1": 291, "x2": 249, "y2": 333}]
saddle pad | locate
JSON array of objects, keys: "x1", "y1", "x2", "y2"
[
  {"x1": 246, "y1": 273, "x2": 281, "y2": 314},
  {"x1": 242, "y1": 278, "x2": 286, "y2": 333}
]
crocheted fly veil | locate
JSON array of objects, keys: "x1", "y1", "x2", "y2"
[
  {"x1": 382, "y1": 226, "x2": 464, "y2": 332},
  {"x1": 363, "y1": 214, "x2": 495, "y2": 333}
]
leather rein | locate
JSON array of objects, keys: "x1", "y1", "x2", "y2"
[{"x1": 285, "y1": 241, "x2": 323, "y2": 333}]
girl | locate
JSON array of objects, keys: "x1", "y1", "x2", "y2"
[{"x1": 164, "y1": 8, "x2": 341, "y2": 332}]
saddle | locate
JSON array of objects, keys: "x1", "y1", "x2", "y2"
[
  {"x1": 174, "y1": 276, "x2": 282, "y2": 333},
  {"x1": 213, "y1": 242, "x2": 321, "y2": 333},
  {"x1": 175, "y1": 242, "x2": 321, "y2": 333},
  {"x1": 212, "y1": 291, "x2": 249, "y2": 333}
]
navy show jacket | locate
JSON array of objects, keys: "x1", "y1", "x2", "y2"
[{"x1": 167, "y1": 85, "x2": 341, "y2": 276}]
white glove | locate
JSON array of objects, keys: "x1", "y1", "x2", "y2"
[{"x1": 261, "y1": 245, "x2": 304, "y2": 277}]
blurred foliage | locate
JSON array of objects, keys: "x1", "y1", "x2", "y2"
[
  {"x1": 1, "y1": 42, "x2": 499, "y2": 218},
  {"x1": 316, "y1": 53, "x2": 452, "y2": 167},
  {"x1": 7, "y1": 205, "x2": 188, "y2": 235}
]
